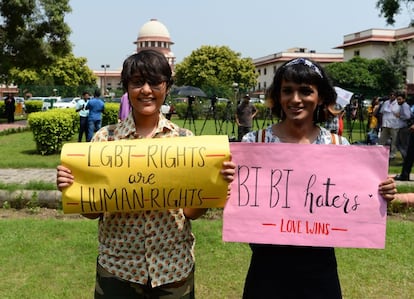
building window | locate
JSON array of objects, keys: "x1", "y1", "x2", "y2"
[
  {"x1": 264, "y1": 68, "x2": 267, "y2": 75},
  {"x1": 354, "y1": 50, "x2": 360, "y2": 56},
  {"x1": 258, "y1": 69, "x2": 261, "y2": 76},
  {"x1": 273, "y1": 66, "x2": 277, "y2": 74}
]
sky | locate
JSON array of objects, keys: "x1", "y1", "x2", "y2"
[{"x1": 66, "y1": 0, "x2": 411, "y2": 71}]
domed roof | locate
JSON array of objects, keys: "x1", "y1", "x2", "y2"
[{"x1": 138, "y1": 19, "x2": 170, "y2": 39}]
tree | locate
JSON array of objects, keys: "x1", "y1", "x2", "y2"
[
  {"x1": 174, "y1": 45, "x2": 257, "y2": 98},
  {"x1": 325, "y1": 56, "x2": 402, "y2": 96},
  {"x1": 383, "y1": 41, "x2": 409, "y2": 90},
  {"x1": 9, "y1": 54, "x2": 97, "y2": 97},
  {"x1": 10, "y1": 54, "x2": 96, "y2": 86},
  {"x1": 376, "y1": 0, "x2": 414, "y2": 25},
  {"x1": 0, "y1": 0, "x2": 72, "y2": 83}
]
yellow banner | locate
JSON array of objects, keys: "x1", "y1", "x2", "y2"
[{"x1": 60, "y1": 135, "x2": 230, "y2": 214}]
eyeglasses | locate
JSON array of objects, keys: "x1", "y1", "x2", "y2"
[{"x1": 129, "y1": 80, "x2": 166, "y2": 91}]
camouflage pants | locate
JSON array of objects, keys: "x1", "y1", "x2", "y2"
[{"x1": 94, "y1": 262, "x2": 195, "y2": 299}]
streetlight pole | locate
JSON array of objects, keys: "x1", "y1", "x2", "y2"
[
  {"x1": 101, "y1": 64, "x2": 110, "y2": 96},
  {"x1": 232, "y1": 82, "x2": 239, "y2": 106}
]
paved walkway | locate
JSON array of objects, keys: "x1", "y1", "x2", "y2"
[
  {"x1": 0, "y1": 120, "x2": 28, "y2": 132},
  {"x1": 0, "y1": 168, "x2": 56, "y2": 185},
  {"x1": 0, "y1": 121, "x2": 56, "y2": 184}
]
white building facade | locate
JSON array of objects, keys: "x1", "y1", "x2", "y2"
[{"x1": 252, "y1": 48, "x2": 343, "y2": 95}]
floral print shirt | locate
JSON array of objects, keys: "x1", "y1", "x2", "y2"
[{"x1": 91, "y1": 112, "x2": 194, "y2": 287}]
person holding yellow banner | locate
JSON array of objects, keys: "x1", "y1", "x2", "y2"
[{"x1": 57, "y1": 50, "x2": 235, "y2": 299}]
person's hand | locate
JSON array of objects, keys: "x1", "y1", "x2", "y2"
[
  {"x1": 56, "y1": 165, "x2": 74, "y2": 191},
  {"x1": 221, "y1": 160, "x2": 236, "y2": 183},
  {"x1": 379, "y1": 177, "x2": 397, "y2": 202},
  {"x1": 221, "y1": 160, "x2": 236, "y2": 201}
]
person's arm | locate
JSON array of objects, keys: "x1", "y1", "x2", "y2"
[
  {"x1": 251, "y1": 105, "x2": 258, "y2": 119},
  {"x1": 75, "y1": 101, "x2": 84, "y2": 112},
  {"x1": 401, "y1": 104, "x2": 412, "y2": 120},
  {"x1": 235, "y1": 107, "x2": 241, "y2": 125},
  {"x1": 235, "y1": 114, "x2": 240, "y2": 125},
  {"x1": 184, "y1": 160, "x2": 236, "y2": 220}
]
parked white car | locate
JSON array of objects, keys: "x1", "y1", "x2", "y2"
[
  {"x1": 53, "y1": 97, "x2": 80, "y2": 109},
  {"x1": 249, "y1": 97, "x2": 265, "y2": 104},
  {"x1": 27, "y1": 96, "x2": 61, "y2": 111}
]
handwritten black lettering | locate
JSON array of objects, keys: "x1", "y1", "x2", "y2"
[
  {"x1": 237, "y1": 165, "x2": 261, "y2": 207},
  {"x1": 87, "y1": 144, "x2": 136, "y2": 168},
  {"x1": 304, "y1": 175, "x2": 360, "y2": 214},
  {"x1": 147, "y1": 145, "x2": 206, "y2": 168},
  {"x1": 269, "y1": 169, "x2": 292, "y2": 208},
  {"x1": 79, "y1": 186, "x2": 204, "y2": 212},
  {"x1": 128, "y1": 172, "x2": 156, "y2": 185}
]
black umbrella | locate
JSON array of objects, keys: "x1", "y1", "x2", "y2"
[{"x1": 173, "y1": 86, "x2": 207, "y2": 97}]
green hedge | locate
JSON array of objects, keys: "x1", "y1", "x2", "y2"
[
  {"x1": 28, "y1": 109, "x2": 77, "y2": 155},
  {"x1": 102, "y1": 103, "x2": 120, "y2": 126},
  {"x1": 24, "y1": 100, "x2": 44, "y2": 113}
]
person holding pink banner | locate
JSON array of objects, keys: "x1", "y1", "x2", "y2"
[
  {"x1": 240, "y1": 57, "x2": 396, "y2": 298},
  {"x1": 57, "y1": 50, "x2": 235, "y2": 299}
]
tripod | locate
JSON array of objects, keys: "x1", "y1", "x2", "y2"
[
  {"x1": 183, "y1": 98, "x2": 197, "y2": 135},
  {"x1": 200, "y1": 99, "x2": 219, "y2": 135},
  {"x1": 346, "y1": 99, "x2": 365, "y2": 143},
  {"x1": 218, "y1": 101, "x2": 236, "y2": 141}
]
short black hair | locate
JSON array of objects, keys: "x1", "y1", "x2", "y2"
[{"x1": 121, "y1": 49, "x2": 173, "y2": 91}]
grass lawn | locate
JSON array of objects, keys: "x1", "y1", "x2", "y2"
[{"x1": 0, "y1": 213, "x2": 412, "y2": 299}]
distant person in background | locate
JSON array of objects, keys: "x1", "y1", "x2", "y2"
[
  {"x1": 395, "y1": 92, "x2": 412, "y2": 160},
  {"x1": 86, "y1": 89, "x2": 105, "y2": 141},
  {"x1": 324, "y1": 103, "x2": 344, "y2": 135},
  {"x1": 367, "y1": 96, "x2": 381, "y2": 144},
  {"x1": 395, "y1": 102, "x2": 414, "y2": 181},
  {"x1": 118, "y1": 92, "x2": 130, "y2": 122},
  {"x1": 378, "y1": 92, "x2": 400, "y2": 159},
  {"x1": 235, "y1": 94, "x2": 258, "y2": 141},
  {"x1": 395, "y1": 120, "x2": 414, "y2": 181},
  {"x1": 4, "y1": 95, "x2": 15, "y2": 123},
  {"x1": 76, "y1": 91, "x2": 90, "y2": 142}
]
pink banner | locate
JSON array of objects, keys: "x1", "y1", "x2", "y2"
[{"x1": 223, "y1": 143, "x2": 389, "y2": 248}]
